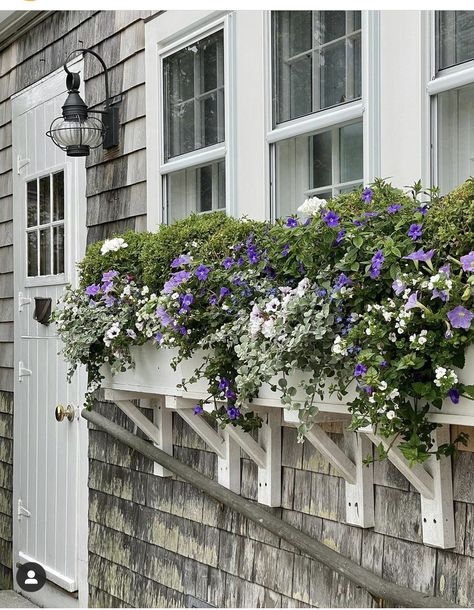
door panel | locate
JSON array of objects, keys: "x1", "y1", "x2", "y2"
[{"x1": 12, "y1": 62, "x2": 87, "y2": 599}]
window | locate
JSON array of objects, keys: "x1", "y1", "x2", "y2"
[
  {"x1": 430, "y1": 11, "x2": 474, "y2": 193},
  {"x1": 437, "y1": 12, "x2": 474, "y2": 71},
  {"x1": 161, "y1": 27, "x2": 227, "y2": 223},
  {"x1": 273, "y1": 11, "x2": 362, "y2": 125},
  {"x1": 270, "y1": 10, "x2": 363, "y2": 217},
  {"x1": 26, "y1": 171, "x2": 65, "y2": 277}
]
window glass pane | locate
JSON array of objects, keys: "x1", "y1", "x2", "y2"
[
  {"x1": 438, "y1": 11, "x2": 474, "y2": 70},
  {"x1": 273, "y1": 10, "x2": 362, "y2": 124},
  {"x1": 27, "y1": 231, "x2": 38, "y2": 277},
  {"x1": 437, "y1": 83, "x2": 474, "y2": 193},
  {"x1": 275, "y1": 121, "x2": 363, "y2": 217},
  {"x1": 53, "y1": 171, "x2": 64, "y2": 221},
  {"x1": 53, "y1": 225, "x2": 65, "y2": 274},
  {"x1": 164, "y1": 30, "x2": 224, "y2": 160},
  {"x1": 39, "y1": 228, "x2": 51, "y2": 276},
  {"x1": 39, "y1": 176, "x2": 50, "y2": 225},
  {"x1": 27, "y1": 180, "x2": 37, "y2": 228},
  {"x1": 167, "y1": 161, "x2": 226, "y2": 223},
  {"x1": 311, "y1": 131, "x2": 332, "y2": 189},
  {"x1": 340, "y1": 122, "x2": 363, "y2": 183}
]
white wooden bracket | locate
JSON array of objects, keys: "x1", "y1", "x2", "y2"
[
  {"x1": 284, "y1": 409, "x2": 374, "y2": 527},
  {"x1": 166, "y1": 397, "x2": 281, "y2": 506},
  {"x1": 17, "y1": 155, "x2": 30, "y2": 174},
  {"x1": 363, "y1": 425, "x2": 455, "y2": 549},
  {"x1": 104, "y1": 390, "x2": 173, "y2": 477}
]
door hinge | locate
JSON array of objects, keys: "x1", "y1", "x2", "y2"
[
  {"x1": 17, "y1": 498, "x2": 31, "y2": 520},
  {"x1": 18, "y1": 362, "x2": 32, "y2": 382},
  {"x1": 17, "y1": 155, "x2": 30, "y2": 174},
  {"x1": 18, "y1": 292, "x2": 32, "y2": 312}
]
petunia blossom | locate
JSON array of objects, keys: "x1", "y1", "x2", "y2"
[
  {"x1": 392, "y1": 279, "x2": 406, "y2": 296},
  {"x1": 171, "y1": 255, "x2": 192, "y2": 268},
  {"x1": 323, "y1": 210, "x2": 340, "y2": 228},
  {"x1": 102, "y1": 270, "x2": 119, "y2": 282},
  {"x1": 460, "y1": 251, "x2": 474, "y2": 273},
  {"x1": 195, "y1": 264, "x2": 210, "y2": 281},
  {"x1": 286, "y1": 217, "x2": 298, "y2": 228},
  {"x1": 362, "y1": 188, "x2": 374, "y2": 203},
  {"x1": 387, "y1": 204, "x2": 402, "y2": 214},
  {"x1": 447, "y1": 306, "x2": 474, "y2": 330},
  {"x1": 354, "y1": 363, "x2": 368, "y2": 377},
  {"x1": 85, "y1": 283, "x2": 100, "y2": 296},
  {"x1": 405, "y1": 292, "x2": 420, "y2": 310},
  {"x1": 408, "y1": 224, "x2": 423, "y2": 241},
  {"x1": 403, "y1": 249, "x2": 435, "y2": 263},
  {"x1": 448, "y1": 388, "x2": 460, "y2": 404}
]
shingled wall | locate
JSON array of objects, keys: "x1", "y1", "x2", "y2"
[{"x1": 88, "y1": 399, "x2": 474, "y2": 608}]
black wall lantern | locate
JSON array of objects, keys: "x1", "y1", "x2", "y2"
[{"x1": 46, "y1": 48, "x2": 120, "y2": 157}]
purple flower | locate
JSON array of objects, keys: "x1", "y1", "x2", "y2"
[
  {"x1": 365, "y1": 212, "x2": 378, "y2": 218},
  {"x1": 154, "y1": 331, "x2": 163, "y2": 343},
  {"x1": 179, "y1": 293, "x2": 194, "y2": 313},
  {"x1": 405, "y1": 292, "x2": 420, "y2": 310},
  {"x1": 369, "y1": 250, "x2": 384, "y2": 279},
  {"x1": 445, "y1": 330, "x2": 453, "y2": 340},
  {"x1": 334, "y1": 230, "x2": 345, "y2": 246},
  {"x1": 104, "y1": 295, "x2": 117, "y2": 308},
  {"x1": 227, "y1": 407, "x2": 240, "y2": 420},
  {"x1": 247, "y1": 245, "x2": 259, "y2": 265},
  {"x1": 387, "y1": 204, "x2": 402, "y2": 214},
  {"x1": 85, "y1": 283, "x2": 100, "y2": 296},
  {"x1": 222, "y1": 257, "x2": 234, "y2": 270},
  {"x1": 440, "y1": 264, "x2": 451, "y2": 277},
  {"x1": 323, "y1": 210, "x2": 340, "y2": 228},
  {"x1": 408, "y1": 224, "x2": 423, "y2": 241},
  {"x1": 362, "y1": 385, "x2": 374, "y2": 395},
  {"x1": 194, "y1": 404, "x2": 204, "y2": 415},
  {"x1": 102, "y1": 270, "x2": 119, "y2": 282},
  {"x1": 333, "y1": 273, "x2": 353, "y2": 292},
  {"x1": 209, "y1": 295, "x2": 218, "y2": 306},
  {"x1": 237, "y1": 256, "x2": 245, "y2": 267},
  {"x1": 380, "y1": 360, "x2": 388, "y2": 368},
  {"x1": 392, "y1": 279, "x2": 406, "y2": 296},
  {"x1": 218, "y1": 377, "x2": 230, "y2": 391},
  {"x1": 219, "y1": 287, "x2": 231, "y2": 299},
  {"x1": 460, "y1": 251, "x2": 474, "y2": 273},
  {"x1": 171, "y1": 254, "x2": 192, "y2": 268},
  {"x1": 286, "y1": 217, "x2": 298, "y2": 228},
  {"x1": 101, "y1": 280, "x2": 113, "y2": 293},
  {"x1": 447, "y1": 306, "x2": 473, "y2": 330},
  {"x1": 195, "y1": 264, "x2": 210, "y2": 281},
  {"x1": 353, "y1": 219, "x2": 364, "y2": 227},
  {"x1": 417, "y1": 204, "x2": 429, "y2": 216},
  {"x1": 354, "y1": 363, "x2": 368, "y2": 377},
  {"x1": 403, "y1": 249, "x2": 435, "y2": 263},
  {"x1": 163, "y1": 270, "x2": 191, "y2": 294},
  {"x1": 448, "y1": 388, "x2": 460, "y2": 404},
  {"x1": 431, "y1": 288, "x2": 448, "y2": 302},
  {"x1": 226, "y1": 389, "x2": 237, "y2": 400},
  {"x1": 178, "y1": 326, "x2": 188, "y2": 335},
  {"x1": 316, "y1": 288, "x2": 327, "y2": 297},
  {"x1": 156, "y1": 306, "x2": 173, "y2": 327},
  {"x1": 282, "y1": 243, "x2": 290, "y2": 256},
  {"x1": 362, "y1": 188, "x2": 374, "y2": 203}
]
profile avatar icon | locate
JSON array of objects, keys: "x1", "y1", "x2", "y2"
[{"x1": 16, "y1": 562, "x2": 46, "y2": 592}]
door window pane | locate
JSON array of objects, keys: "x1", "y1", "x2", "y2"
[
  {"x1": 273, "y1": 11, "x2": 362, "y2": 124},
  {"x1": 39, "y1": 175, "x2": 50, "y2": 225},
  {"x1": 437, "y1": 83, "x2": 474, "y2": 193},
  {"x1": 53, "y1": 171, "x2": 64, "y2": 221},
  {"x1": 164, "y1": 30, "x2": 225, "y2": 160},
  {"x1": 27, "y1": 232, "x2": 38, "y2": 277},
  {"x1": 53, "y1": 225, "x2": 65, "y2": 274},
  {"x1": 27, "y1": 180, "x2": 37, "y2": 228},
  {"x1": 275, "y1": 121, "x2": 363, "y2": 217},
  {"x1": 39, "y1": 228, "x2": 51, "y2": 276},
  {"x1": 437, "y1": 11, "x2": 474, "y2": 70},
  {"x1": 167, "y1": 160, "x2": 225, "y2": 223}
]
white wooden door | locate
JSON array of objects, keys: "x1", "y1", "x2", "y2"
[{"x1": 12, "y1": 61, "x2": 88, "y2": 603}]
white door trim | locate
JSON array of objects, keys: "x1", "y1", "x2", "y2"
[{"x1": 12, "y1": 59, "x2": 89, "y2": 608}]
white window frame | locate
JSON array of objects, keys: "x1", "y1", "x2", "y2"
[
  {"x1": 423, "y1": 10, "x2": 474, "y2": 189},
  {"x1": 264, "y1": 10, "x2": 380, "y2": 220},
  {"x1": 145, "y1": 10, "x2": 235, "y2": 229}
]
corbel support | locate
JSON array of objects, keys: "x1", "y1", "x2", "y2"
[
  {"x1": 284, "y1": 409, "x2": 374, "y2": 527},
  {"x1": 165, "y1": 396, "x2": 241, "y2": 493},
  {"x1": 166, "y1": 396, "x2": 281, "y2": 506},
  {"x1": 363, "y1": 425, "x2": 455, "y2": 549},
  {"x1": 104, "y1": 389, "x2": 173, "y2": 477}
]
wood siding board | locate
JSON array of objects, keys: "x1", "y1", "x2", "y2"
[
  {"x1": 0, "y1": 174, "x2": 12, "y2": 201},
  {"x1": 0, "y1": 298, "x2": 14, "y2": 323},
  {"x1": 86, "y1": 117, "x2": 147, "y2": 171},
  {"x1": 86, "y1": 182, "x2": 146, "y2": 226},
  {"x1": 0, "y1": 342, "x2": 13, "y2": 368},
  {"x1": 0, "y1": 274, "x2": 13, "y2": 300},
  {"x1": 0, "y1": 368, "x2": 13, "y2": 393},
  {"x1": 0, "y1": 126, "x2": 12, "y2": 152}
]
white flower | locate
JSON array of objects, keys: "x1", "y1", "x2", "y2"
[
  {"x1": 435, "y1": 366, "x2": 447, "y2": 379},
  {"x1": 262, "y1": 318, "x2": 277, "y2": 338},
  {"x1": 265, "y1": 298, "x2": 280, "y2": 313},
  {"x1": 296, "y1": 277, "x2": 310, "y2": 297},
  {"x1": 365, "y1": 328, "x2": 371, "y2": 336},
  {"x1": 141, "y1": 286, "x2": 149, "y2": 296},
  {"x1": 297, "y1": 196, "x2": 327, "y2": 217},
  {"x1": 389, "y1": 332, "x2": 397, "y2": 342},
  {"x1": 388, "y1": 389, "x2": 399, "y2": 400},
  {"x1": 126, "y1": 329, "x2": 137, "y2": 340},
  {"x1": 418, "y1": 336, "x2": 427, "y2": 345},
  {"x1": 379, "y1": 381, "x2": 388, "y2": 391},
  {"x1": 386, "y1": 410, "x2": 396, "y2": 420},
  {"x1": 100, "y1": 237, "x2": 128, "y2": 255}
]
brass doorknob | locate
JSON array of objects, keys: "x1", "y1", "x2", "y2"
[{"x1": 55, "y1": 404, "x2": 75, "y2": 422}]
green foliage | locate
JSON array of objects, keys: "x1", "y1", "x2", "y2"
[{"x1": 424, "y1": 177, "x2": 474, "y2": 259}]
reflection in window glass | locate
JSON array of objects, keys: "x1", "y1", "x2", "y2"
[
  {"x1": 164, "y1": 30, "x2": 225, "y2": 159},
  {"x1": 26, "y1": 170, "x2": 65, "y2": 277},
  {"x1": 275, "y1": 121, "x2": 363, "y2": 217},
  {"x1": 273, "y1": 11, "x2": 362, "y2": 124},
  {"x1": 437, "y1": 11, "x2": 474, "y2": 70},
  {"x1": 167, "y1": 161, "x2": 226, "y2": 222},
  {"x1": 437, "y1": 82, "x2": 474, "y2": 193}
]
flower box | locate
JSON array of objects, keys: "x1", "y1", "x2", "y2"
[{"x1": 101, "y1": 344, "x2": 474, "y2": 425}]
